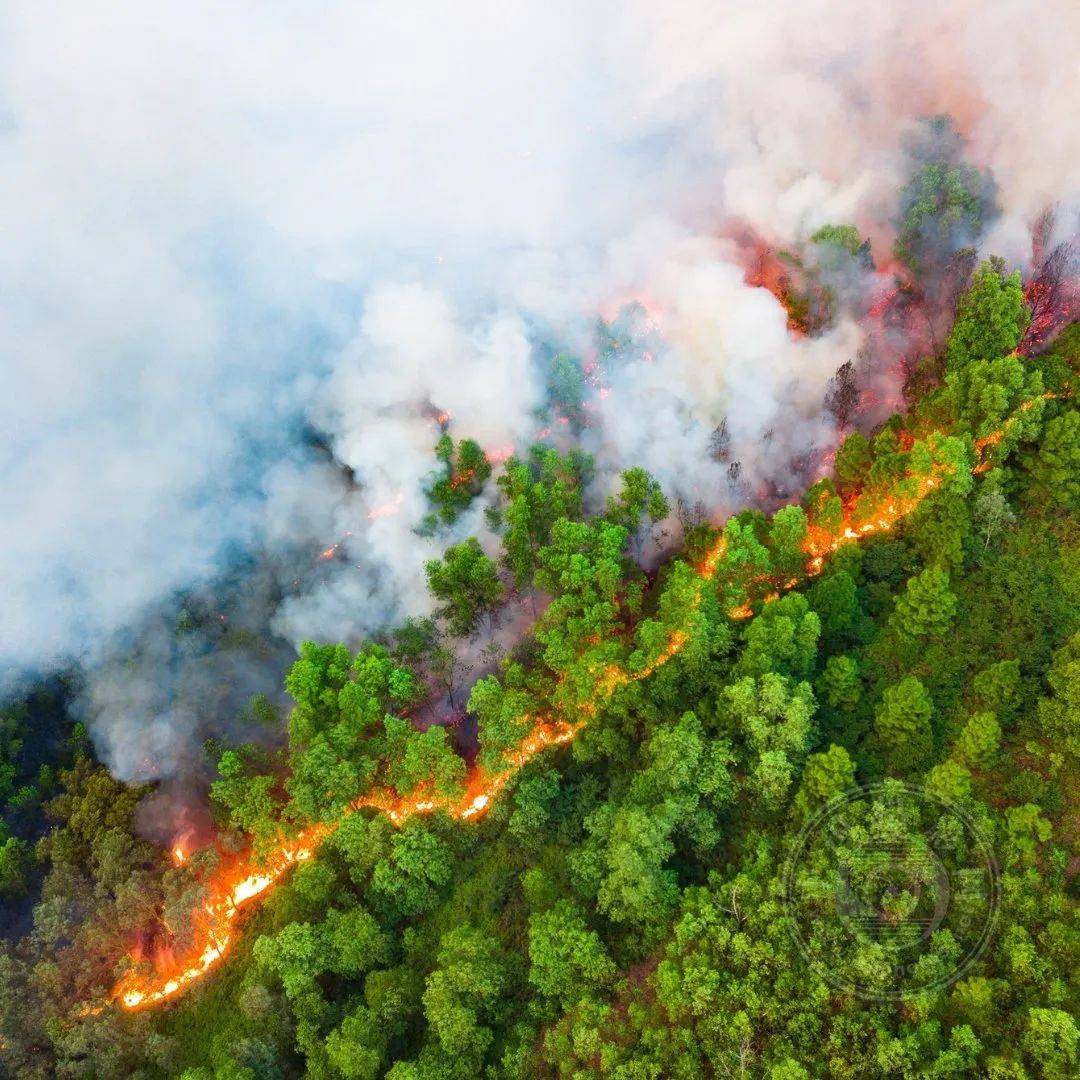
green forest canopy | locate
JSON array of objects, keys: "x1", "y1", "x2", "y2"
[{"x1": 0, "y1": 268, "x2": 1077, "y2": 1079}]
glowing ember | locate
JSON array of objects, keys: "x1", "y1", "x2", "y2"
[
  {"x1": 1020, "y1": 229, "x2": 1078, "y2": 354},
  {"x1": 367, "y1": 493, "x2": 404, "y2": 520},
  {"x1": 315, "y1": 530, "x2": 355, "y2": 563},
  {"x1": 697, "y1": 535, "x2": 728, "y2": 579},
  {"x1": 485, "y1": 443, "x2": 516, "y2": 465},
  {"x1": 448, "y1": 467, "x2": 477, "y2": 490},
  {"x1": 729, "y1": 230, "x2": 818, "y2": 335},
  {"x1": 972, "y1": 392, "x2": 1056, "y2": 474}
]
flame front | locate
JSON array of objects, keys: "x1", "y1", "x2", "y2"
[
  {"x1": 115, "y1": 838, "x2": 323, "y2": 1010},
  {"x1": 112, "y1": 720, "x2": 581, "y2": 1012},
  {"x1": 107, "y1": 402, "x2": 1040, "y2": 1013}
]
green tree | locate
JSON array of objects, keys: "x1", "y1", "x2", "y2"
[
  {"x1": 508, "y1": 770, "x2": 560, "y2": 844},
  {"x1": 874, "y1": 676, "x2": 934, "y2": 773},
  {"x1": 253, "y1": 922, "x2": 329, "y2": 1002},
  {"x1": 0, "y1": 832, "x2": 29, "y2": 895},
  {"x1": 834, "y1": 432, "x2": 873, "y2": 494},
  {"x1": 426, "y1": 437, "x2": 492, "y2": 529},
  {"x1": 716, "y1": 513, "x2": 773, "y2": 612},
  {"x1": 1036, "y1": 634, "x2": 1080, "y2": 757},
  {"x1": 326, "y1": 1004, "x2": 387, "y2": 1080},
  {"x1": 954, "y1": 711, "x2": 1002, "y2": 767},
  {"x1": 908, "y1": 489, "x2": 973, "y2": 570},
  {"x1": 385, "y1": 722, "x2": 466, "y2": 800},
  {"x1": 628, "y1": 711, "x2": 735, "y2": 851},
  {"x1": 769, "y1": 505, "x2": 809, "y2": 579},
  {"x1": 469, "y1": 668, "x2": 538, "y2": 773},
  {"x1": 281, "y1": 646, "x2": 415, "y2": 825},
  {"x1": 974, "y1": 483, "x2": 1017, "y2": 549},
  {"x1": 604, "y1": 467, "x2": 669, "y2": 535},
  {"x1": 807, "y1": 569, "x2": 859, "y2": 643},
  {"x1": 1022, "y1": 1008, "x2": 1079, "y2": 1079},
  {"x1": 210, "y1": 748, "x2": 282, "y2": 847},
  {"x1": 497, "y1": 447, "x2": 590, "y2": 589},
  {"x1": 546, "y1": 353, "x2": 587, "y2": 428},
  {"x1": 890, "y1": 566, "x2": 957, "y2": 642},
  {"x1": 532, "y1": 517, "x2": 628, "y2": 713},
  {"x1": 924, "y1": 758, "x2": 973, "y2": 802},
  {"x1": 323, "y1": 907, "x2": 392, "y2": 978},
  {"x1": 895, "y1": 120, "x2": 988, "y2": 276},
  {"x1": 725, "y1": 674, "x2": 815, "y2": 810},
  {"x1": 946, "y1": 350, "x2": 1043, "y2": 441},
  {"x1": 945, "y1": 260, "x2": 1029, "y2": 372},
  {"x1": 1027, "y1": 410, "x2": 1080, "y2": 508},
  {"x1": 422, "y1": 926, "x2": 510, "y2": 1058},
  {"x1": 527, "y1": 900, "x2": 616, "y2": 1006},
  {"x1": 806, "y1": 478, "x2": 844, "y2": 536},
  {"x1": 737, "y1": 593, "x2": 821, "y2": 681},
  {"x1": 370, "y1": 821, "x2": 455, "y2": 921},
  {"x1": 792, "y1": 745, "x2": 855, "y2": 819},
  {"x1": 812, "y1": 223, "x2": 868, "y2": 258},
  {"x1": 574, "y1": 802, "x2": 680, "y2": 928},
  {"x1": 425, "y1": 538, "x2": 505, "y2": 637},
  {"x1": 972, "y1": 659, "x2": 1022, "y2": 723},
  {"x1": 286, "y1": 642, "x2": 355, "y2": 740},
  {"x1": 817, "y1": 654, "x2": 861, "y2": 712}
]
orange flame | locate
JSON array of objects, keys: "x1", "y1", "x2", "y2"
[
  {"x1": 802, "y1": 473, "x2": 943, "y2": 572},
  {"x1": 317, "y1": 531, "x2": 354, "y2": 562},
  {"x1": 112, "y1": 721, "x2": 581, "y2": 1011},
  {"x1": 115, "y1": 839, "x2": 322, "y2": 1010},
  {"x1": 448, "y1": 467, "x2": 477, "y2": 491}
]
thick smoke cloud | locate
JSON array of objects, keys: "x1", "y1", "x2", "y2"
[{"x1": 1, "y1": 2, "x2": 1076, "y2": 780}]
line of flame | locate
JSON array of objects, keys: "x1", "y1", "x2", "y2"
[
  {"x1": 106, "y1": 401, "x2": 1045, "y2": 1011},
  {"x1": 112, "y1": 718, "x2": 584, "y2": 1011}
]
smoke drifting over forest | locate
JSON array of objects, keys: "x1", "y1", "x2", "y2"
[{"x1": 1, "y1": 2, "x2": 1077, "y2": 783}]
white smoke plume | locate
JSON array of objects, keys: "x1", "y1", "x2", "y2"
[{"x1": 0, "y1": 1, "x2": 1076, "y2": 780}]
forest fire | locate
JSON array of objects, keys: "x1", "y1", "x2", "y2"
[
  {"x1": 448, "y1": 467, "x2": 477, "y2": 490},
  {"x1": 737, "y1": 235, "x2": 811, "y2": 335},
  {"x1": 113, "y1": 718, "x2": 583, "y2": 1012},
  {"x1": 803, "y1": 474, "x2": 943, "y2": 574},
  {"x1": 367, "y1": 493, "x2": 405, "y2": 520},
  {"x1": 103, "y1": 396, "x2": 1040, "y2": 1014},
  {"x1": 114, "y1": 838, "x2": 323, "y2": 1010},
  {"x1": 485, "y1": 443, "x2": 516, "y2": 465},
  {"x1": 972, "y1": 391, "x2": 1058, "y2": 473},
  {"x1": 1020, "y1": 219, "x2": 1078, "y2": 354}
]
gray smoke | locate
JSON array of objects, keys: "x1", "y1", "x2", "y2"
[{"x1": 1, "y1": 1, "x2": 1076, "y2": 782}]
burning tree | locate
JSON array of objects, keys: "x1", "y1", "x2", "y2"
[{"x1": 1021, "y1": 213, "x2": 1079, "y2": 354}]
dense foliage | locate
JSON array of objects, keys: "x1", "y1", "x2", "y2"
[{"x1": 0, "y1": 271, "x2": 1077, "y2": 1079}]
